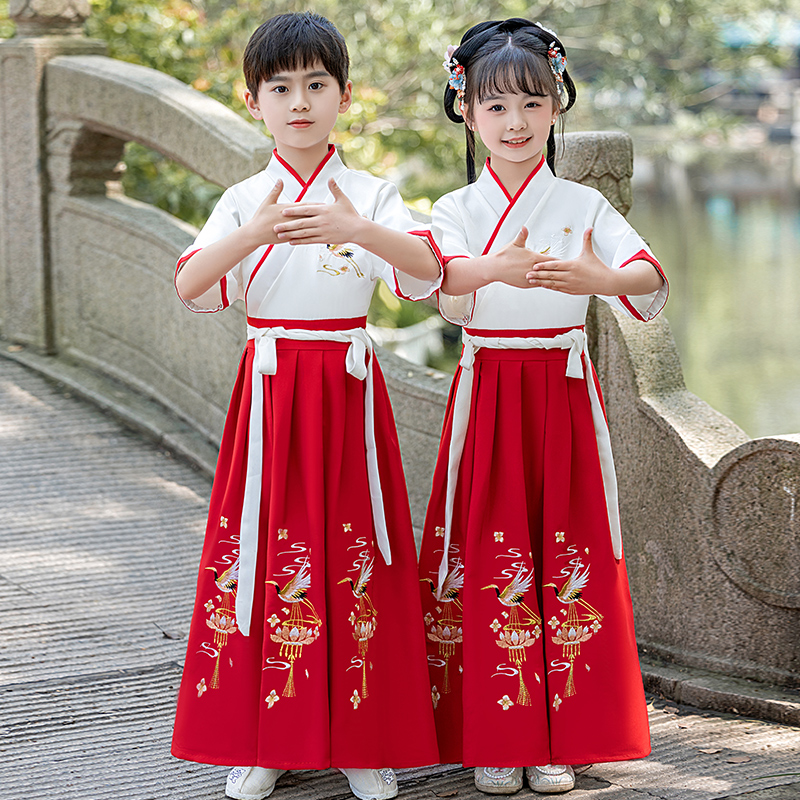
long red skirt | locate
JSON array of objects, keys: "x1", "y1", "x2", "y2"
[
  {"x1": 417, "y1": 340, "x2": 650, "y2": 767},
  {"x1": 173, "y1": 338, "x2": 439, "y2": 769}
]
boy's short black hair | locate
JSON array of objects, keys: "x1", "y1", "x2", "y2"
[{"x1": 243, "y1": 12, "x2": 350, "y2": 97}]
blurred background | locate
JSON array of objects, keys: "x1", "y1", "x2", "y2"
[{"x1": 3, "y1": 0, "x2": 796, "y2": 437}]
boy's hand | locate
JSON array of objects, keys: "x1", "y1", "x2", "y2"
[
  {"x1": 243, "y1": 179, "x2": 289, "y2": 246},
  {"x1": 526, "y1": 228, "x2": 614, "y2": 295},
  {"x1": 491, "y1": 227, "x2": 557, "y2": 288},
  {"x1": 274, "y1": 178, "x2": 363, "y2": 245}
]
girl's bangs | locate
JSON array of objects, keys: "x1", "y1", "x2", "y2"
[{"x1": 474, "y1": 48, "x2": 553, "y2": 102}]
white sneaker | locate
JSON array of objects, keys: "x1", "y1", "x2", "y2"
[
  {"x1": 525, "y1": 764, "x2": 575, "y2": 793},
  {"x1": 340, "y1": 768, "x2": 398, "y2": 800},
  {"x1": 473, "y1": 767, "x2": 524, "y2": 795},
  {"x1": 226, "y1": 767, "x2": 286, "y2": 800}
]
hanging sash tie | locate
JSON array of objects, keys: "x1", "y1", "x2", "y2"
[
  {"x1": 438, "y1": 327, "x2": 622, "y2": 594},
  {"x1": 237, "y1": 324, "x2": 390, "y2": 636}
]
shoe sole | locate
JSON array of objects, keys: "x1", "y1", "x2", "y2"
[
  {"x1": 225, "y1": 790, "x2": 276, "y2": 800},
  {"x1": 475, "y1": 785, "x2": 523, "y2": 795},
  {"x1": 345, "y1": 780, "x2": 399, "y2": 800},
  {"x1": 529, "y1": 783, "x2": 575, "y2": 794},
  {"x1": 226, "y1": 770, "x2": 285, "y2": 800},
  {"x1": 225, "y1": 787, "x2": 278, "y2": 800}
]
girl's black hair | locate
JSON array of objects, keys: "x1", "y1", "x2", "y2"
[
  {"x1": 444, "y1": 18, "x2": 576, "y2": 183},
  {"x1": 243, "y1": 12, "x2": 349, "y2": 97}
]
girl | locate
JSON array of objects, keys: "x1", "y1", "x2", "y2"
[{"x1": 417, "y1": 18, "x2": 668, "y2": 795}]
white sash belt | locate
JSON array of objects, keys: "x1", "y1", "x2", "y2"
[
  {"x1": 438, "y1": 328, "x2": 622, "y2": 594},
  {"x1": 237, "y1": 325, "x2": 391, "y2": 636}
]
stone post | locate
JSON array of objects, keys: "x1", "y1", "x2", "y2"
[{"x1": 0, "y1": 0, "x2": 104, "y2": 351}]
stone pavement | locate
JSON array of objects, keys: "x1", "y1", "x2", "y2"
[{"x1": 0, "y1": 354, "x2": 798, "y2": 800}]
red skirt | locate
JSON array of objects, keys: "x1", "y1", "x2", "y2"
[
  {"x1": 173, "y1": 334, "x2": 439, "y2": 769},
  {"x1": 417, "y1": 334, "x2": 650, "y2": 767}
]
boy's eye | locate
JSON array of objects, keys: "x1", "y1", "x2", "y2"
[
  {"x1": 273, "y1": 85, "x2": 288, "y2": 93},
  {"x1": 309, "y1": 81, "x2": 324, "y2": 90}
]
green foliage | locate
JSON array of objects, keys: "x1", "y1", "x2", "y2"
[
  {"x1": 121, "y1": 142, "x2": 223, "y2": 228},
  {"x1": 0, "y1": 1, "x2": 13, "y2": 38}
]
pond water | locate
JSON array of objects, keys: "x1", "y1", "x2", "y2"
[{"x1": 627, "y1": 143, "x2": 800, "y2": 439}]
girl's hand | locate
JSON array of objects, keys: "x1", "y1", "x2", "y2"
[
  {"x1": 242, "y1": 180, "x2": 288, "y2": 247},
  {"x1": 491, "y1": 227, "x2": 557, "y2": 288},
  {"x1": 526, "y1": 228, "x2": 614, "y2": 295},
  {"x1": 274, "y1": 178, "x2": 364, "y2": 245}
]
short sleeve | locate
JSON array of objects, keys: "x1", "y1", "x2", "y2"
[
  {"x1": 175, "y1": 189, "x2": 245, "y2": 313},
  {"x1": 590, "y1": 200, "x2": 668, "y2": 321},
  {"x1": 367, "y1": 182, "x2": 443, "y2": 301},
  {"x1": 430, "y1": 194, "x2": 476, "y2": 326}
]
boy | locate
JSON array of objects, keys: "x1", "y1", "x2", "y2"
[{"x1": 171, "y1": 12, "x2": 442, "y2": 800}]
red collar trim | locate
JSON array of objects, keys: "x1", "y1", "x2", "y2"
[
  {"x1": 482, "y1": 155, "x2": 546, "y2": 256},
  {"x1": 273, "y1": 143, "x2": 336, "y2": 191},
  {"x1": 485, "y1": 154, "x2": 545, "y2": 203}
]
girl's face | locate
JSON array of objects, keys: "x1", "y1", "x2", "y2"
[{"x1": 468, "y1": 90, "x2": 557, "y2": 177}]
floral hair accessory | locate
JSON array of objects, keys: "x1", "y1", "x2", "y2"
[
  {"x1": 443, "y1": 45, "x2": 466, "y2": 100},
  {"x1": 547, "y1": 43, "x2": 569, "y2": 107}
]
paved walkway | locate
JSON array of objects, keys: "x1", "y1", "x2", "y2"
[{"x1": 1, "y1": 355, "x2": 798, "y2": 800}]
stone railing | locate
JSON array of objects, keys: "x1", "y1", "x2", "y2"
[{"x1": 1, "y1": 3, "x2": 798, "y2": 697}]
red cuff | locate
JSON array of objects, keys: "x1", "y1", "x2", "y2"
[
  {"x1": 390, "y1": 229, "x2": 444, "y2": 301},
  {"x1": 616, "y1": 249, "x2": 668, "y2": 322},
  {"x1": 409, "y1": 229, "x2": 445, "y2": 269},
  {"x1": 175, "y1": 249, "x2": 225, "y2": 314}
]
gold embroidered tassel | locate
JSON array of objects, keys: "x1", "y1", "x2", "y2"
[
  {"x1": 211, "y1": 652, "x2": 221, "y2": 690},
  {"x1": 564, "y1": 655, "x2": 576, "y2": 698},
  {"x1": 283, "y1": 660, "x2": 296, "y2": 697},
  {"x1": 517, "y1": 670, "x2": 532, "y2": 706}
]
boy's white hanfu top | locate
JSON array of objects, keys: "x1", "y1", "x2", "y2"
[
  {"x1": 434, "y1": 156, "x2": 667, "y2": 328},
  {"x1": 177, "y1": 145, "x2": 442, "y2": 317}
]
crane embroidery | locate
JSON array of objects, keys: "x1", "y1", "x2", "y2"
[
  {"x1": 317, "y1": 244, "x2": 364, "y2": 278},
  {"x1": 339, "y1": 551, "x2": 378, "y2": 700},
  {"x1": 544, "y1": 557, "x2": 603, "y2": 698},
  {"x1": 204, "y1": 556, "x2": 240, "y2": 689},
  {"x1": 482, "y1": 561, "x2": 542, "y2": 706},
  {"x1": 422, "y1": 557, "x2": 464, "y2": 695},
  {"x1": 266, "y1": 556, "x2": 322, "y2": 698}
]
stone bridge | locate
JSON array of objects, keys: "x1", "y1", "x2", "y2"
[{"x1": 1, "y1": 0, "x2": 798, "y2": 711}]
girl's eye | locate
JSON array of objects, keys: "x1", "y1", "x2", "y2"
[
  {"x1": 488, "y1": 104, "x2": 504, "y2": 112},
  {"x1": 526, "y1": 101, "x2": 541, "y2": 108}
]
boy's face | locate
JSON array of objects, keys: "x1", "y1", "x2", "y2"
[{"x1": 245, "y1": 61, "x2": 352, "y2": 160}]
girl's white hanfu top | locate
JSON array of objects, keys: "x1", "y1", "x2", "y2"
[
  {"x1": 175, "y1": 145, "x2": 442, "y2": 635},
  {"x1": 430, "y1": 156, "x2": 667, "y2": 588},
  {"x1": 434, "y1": 157, "x2": 667, "y2": 328}
]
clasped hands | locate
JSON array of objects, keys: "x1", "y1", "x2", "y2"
[
  {"x1": 246, "y1": 177, "x2": 369, "y2": 248},
  {"x1": 496, "y1": 226, "x2": 615, "y2": 294}
]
